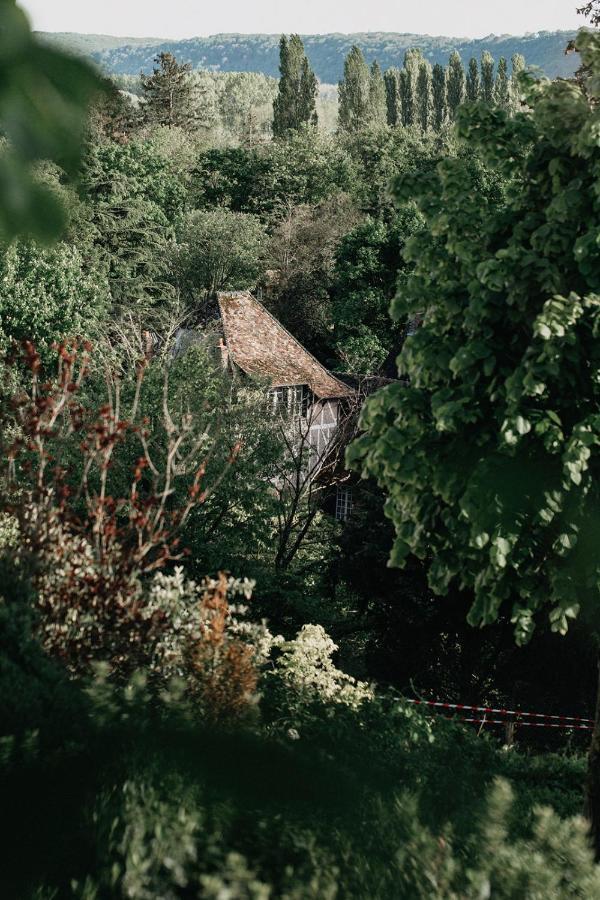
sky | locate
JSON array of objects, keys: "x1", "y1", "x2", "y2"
[{"x1": 19, "y1": 0, "x2": 584, "y2": 40}]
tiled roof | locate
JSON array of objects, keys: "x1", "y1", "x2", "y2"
[{"x1": 217, "y1": 291, "x2": 353, "y2": 400}]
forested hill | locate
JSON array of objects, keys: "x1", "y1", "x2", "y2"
[{"x1": 39, "y1": 30, "x2": 580, "y2": 81}]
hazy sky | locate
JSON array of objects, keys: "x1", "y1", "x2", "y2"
[{"x1": 19, "y1": 0, "x2": 584, "y2": 40}]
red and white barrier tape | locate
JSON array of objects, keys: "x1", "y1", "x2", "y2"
[
  {"x1": 406, "y1": 698, "x2": 593, "y2": 725},
  {"x1": 455, "y1": 717, "x2": 592, "y2": 730}
]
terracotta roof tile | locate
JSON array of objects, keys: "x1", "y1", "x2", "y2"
[{"x1": 217, "y1": 291, "x2": 353, "y2": 399}]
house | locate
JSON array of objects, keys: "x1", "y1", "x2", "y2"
[{"x1": 216, "y1": 290, "x2": 357, "y2": 519}]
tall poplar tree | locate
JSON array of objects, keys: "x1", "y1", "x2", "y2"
[
  {"x1": 141, "y1": 52, "x2": 198, "y2": 129},
  {"x1": 481, "y1": 51, "x2": 496, "y2": 103},
  {"x1": 416, "y1": 59, "x2": 433, "y2": 131},
  {"x1": 446, "y1": 51, "x2": 465, "y2": 120},
  {"x1": 384, "y1": 68, "x2": 400, "y2": 126},
  {"x1": 511, "y1": 53, "x2": 526, "y2": 112},
  {"x1": 369, "y1": 60, "x2": 388, "y2": 126},
  {"x1": 466, "y1": 57, "x2": 480, "y2": 102},
  {"x1": 494, "y1": 57, "x2": 511, "y2": 109},
  {"x1": 432, "y1": 63, "x2": 447, "y2": 130},
  {"x1": 338, "y1": 45, "x2": 372, "y2": 131},
  {"x1": 399, "y1": 49, "x2": 422, "y2": 127},
  {"x1": 273, "y1": 35, "x2": 318, "y2": 138}
]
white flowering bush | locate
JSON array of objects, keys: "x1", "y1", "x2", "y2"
[
  {"x1": 0, "y1": 513, "x2": 18, "y2": 551},
  {"x1": 272, "y1": 624, "x2": 373, "y2": 711}
]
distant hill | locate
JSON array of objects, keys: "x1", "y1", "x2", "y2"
[
  {"x1": 39, "y1": 31, "x2": 580, "y2": 82},
  {"x1": 36, "y1": 32, "x2": 162, "y2": 55}
]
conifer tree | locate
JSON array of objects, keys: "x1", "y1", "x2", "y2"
[
  {"x1": 466, "y1": 57, "x2": 480, "y2": 103},
  {"x1": 481, "y1": 51, "x2": 495, "y2": 103},
  {"x1": 273, "y1": 35, "x2": 318, "y2": 138},
  {"x1": 141, "y1": 52, "x2": 198, "y2": 129},
  {"x1": 446, "y1": 51, "x2": 465, "y2": 120},
  {"x1": 494, "y1": 57, "x2": 511, "y2": 109},
  {"x1": 416, "y1": 59, "x2": 433, "y2": 131},
  {"x1": 399, "y1": 49, "x2": 422, "y2": 127},
  {"x1": 432, "y1": 63, "x2": 447, "y2": 130},
  {"x1": 338, "y1": 45, "x2": 372, "y2": 131},
  {"x1": 384, "y1": 68, "x2": 400, "y2": 126},
  {"x1": 369, "y1": 60, "x2": 388, "y2": 126}
]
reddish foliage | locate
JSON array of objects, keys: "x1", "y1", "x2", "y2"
[
  {"x1": 189, "y1": 572, "x2": 259, "y2": 720},
  {"x1": 1, "y1": 341, "x2": 235, "y2": 681}
]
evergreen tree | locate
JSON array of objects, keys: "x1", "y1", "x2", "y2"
[
  {"x1": 494, "y1": 57, "x2": 511, "y2": 109},
  {"x1": 384, "y1": 68, "x2": 400, "y2": 126},
  {"x1": 416, "y1": 60, "x2": 433, "y2": 131},
  {"x1": 466, "y1": 57, "x2": 480, "y2": 103},
  {"x1": 446, "y1": 51, "x2": 465, "y2": 120},
  {"x1": 369, "y1": 61, "x2": 388, "y2": 126},
  {"x1": 481, "y1": 51, "x2": 495, "y2": 103},
  {"x1": 399, "y1": 49, "x2": 422, "y2": 127},
  {"x1": 141, "y1": 52, "x2": 199, "y2": 130},
  {"x1": 432, "y1": 63, "x2": 447, "y2": 130},
  {"x1": 338, "y1": 45, "x2": 372, "y2": 131},
  {"x1": 273, "y1": 35, "x2": 318, "y2": 138}
]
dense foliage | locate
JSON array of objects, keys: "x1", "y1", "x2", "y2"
[
  {"x1": 350, "y1": 30, "x2": 600, "y2": 647},
  {"x1": 349, "y1": 24, "x2": 600, "y2": 851},
  {"x1": 2, "y1": 6, "x2": 600, "y2": 895}
]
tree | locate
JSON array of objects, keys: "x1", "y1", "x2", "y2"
[
  {"x1": 481, "y1": 51, "x2": 495, "y2": 103},
  {"x1": 0, "y1": 241, "x2": 109, "y2": 358},
  {"x1": 466, "y1": 57, "x2": 480, "y2": 103},
  {"x1": 338, "y1": 46, "x2": 372, "y2": 132},
  {"x1": 369, "y1": 61, "x2": 388, "y2": 127},
  {"x1": 399, "y1": 49, "x2": 422, "y2": 127},
  {"x1": 511, "y1": 53, "x2": 526, "y2": 112},
  {"x1": 494, "y1": 57, "x2": 511, "y2": 109},
  {"x1": 340, "y1": 124, "x2": 456, "y2": 216},
  {"x1": 80, "y1": 140, "x2": 186, "y2": 318},
  {"x1": 89, "y1": 79, "x2": 139, "y2": 143},
  {"x1": 266, "y1": 194, "x2": 359, "y2": 358},
  {"x1": 579, "y1": 1, "x2": 600, "y2": 25},
  {"x1": 0, "y1": 1, "x2": 102, "y2": 242},
  {"x1": 218, "y1": 72, "x2": 278, "y2": 142},
  {"x1": 416, "y1": 60, "x2": 433, "y2": 131},
  {"x1": 347, "y1": 29, "x2": 600, "y2": 850},
  {"x1": 141, "y1": 52, "x2": 199, "y2": 129},
  {"x1": 332, "y1": 208, "x2": 421, "y2": 373},
  {"x1": 432, "y1": 64, "x2": 447, "y2": 131},
  {"x1": 446, "y1": 51, "x2": 466, "y2": 120},
  {"x1": 273, "y1": 35, "x2": 318, "y2": 138},
  {"x1": 176, "y1": 207, "x2": 265, "y2": 299},
  {"x1": 384, "y1": 68, "x2": 400, "y2": 126}
]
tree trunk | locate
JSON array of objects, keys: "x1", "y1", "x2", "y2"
[{"x1": 584, "y1": 654, "x2": 600, "y2": 859}]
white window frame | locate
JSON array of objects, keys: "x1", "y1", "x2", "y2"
[{"x1": 335, "y1": 485, "x2": 353, "y2": 521}]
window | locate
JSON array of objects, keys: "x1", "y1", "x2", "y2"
[
  {"x1": 270, "y1": 385, "x2": 309, "y2": 418},
  {"x1": 335, "y1": 485, "x2": 353, "y2": 521}
]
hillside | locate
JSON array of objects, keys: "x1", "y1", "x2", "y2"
[
  {"x1": 36, "y1": 32, "x2": 161, "y2": 55},
  {"x1": 39, "y1": 30, "x2": 580, "y2": 81}
]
